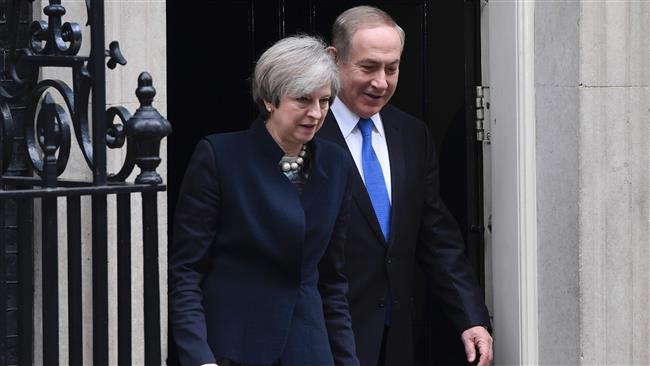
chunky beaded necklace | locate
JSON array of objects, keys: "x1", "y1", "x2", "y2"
[{"x1": 279, "y1": 144, "x2": 307, "y2": 173}]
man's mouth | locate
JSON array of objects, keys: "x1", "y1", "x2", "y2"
[{"x1": 364, "y1": 92, "x2": 383, "y2": 100}]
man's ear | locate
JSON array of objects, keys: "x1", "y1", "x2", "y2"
[{"x1": 326, "y1": 46, "x2": 339, "y2": 63}]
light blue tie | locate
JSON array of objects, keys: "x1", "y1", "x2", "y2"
[
  {"x1": 358, "y1": 118, "x2": 391, "y2": 242},
  {"x1": 358, "y1": 118, "x2": 393, "y2": 325}
]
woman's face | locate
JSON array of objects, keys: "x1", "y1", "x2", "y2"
[{"x1": 266, "y1": 84, "x2": 332, "y2": 150}]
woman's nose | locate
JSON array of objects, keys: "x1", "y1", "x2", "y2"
[{"x1": 306, "y1": 102, "x2": 323, "y2": 119}]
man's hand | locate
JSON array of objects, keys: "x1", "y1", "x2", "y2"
[{"x1": 461, "y1": 326, "x2": 493, "y2": 366}]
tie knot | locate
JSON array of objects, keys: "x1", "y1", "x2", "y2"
[{"x1": 358, "y1": 118, "x2": 374, "y2": 137}]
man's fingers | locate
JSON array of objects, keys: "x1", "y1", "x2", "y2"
[
  {"x1": 462, "y1": 336, "x2": 477, "y2": 362},
  {"x1": 462, "y1": 326, "x2": 493, "y2": 365},
  {"x1": 477, "y1": 353, "x2": 487, "y2": 366},
  {"x1": 477, "y1": 338, "x2": 493, "y2": 366}
]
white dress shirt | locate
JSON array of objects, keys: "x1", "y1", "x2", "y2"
[{"x1": 330, "y1": 97, "x2": 392, "y2": 202}]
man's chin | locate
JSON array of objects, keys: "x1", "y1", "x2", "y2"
[{"x1": 359, "y1": 106, "x2": 383, "y2": 118}]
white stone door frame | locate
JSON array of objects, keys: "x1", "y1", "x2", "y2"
[{"x1": 483, "y1": 0, "x2": 538, "y2": 364}]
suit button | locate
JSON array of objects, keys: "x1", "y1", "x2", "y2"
[
  {"x1": 385, "y1": 256, "x2": 392, "y2": 264},
  {"x1": 378, "y1": 298, "x2": 385, "y2": 308}
]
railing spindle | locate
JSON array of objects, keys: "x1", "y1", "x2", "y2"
[
  {"x1": 17, "y1": 198, "x2": 33, "y2": 366},
  {"x1": 41, "y1": 92, "x2": 59, "y2": 365},
  {"x1": 142, "y1": 191, "x2": 160, "y2": 365},
  {"x1": 91, "y1": 194, "x2": 108, "y2": 366},
  {"x1": 41, "y1": 195, "x2": 59, "y2": 365},
  {"x1": 117, "y1": 193, "x2": 132, "y2": 365},
  {"x1": 5, "y1": 198, "x2": 19, "y2": 366},
  {"x1": 90, "y1": 0, "x2": 109, "y2": 362},
  {"x1": 1, "y1": 197, "x2": 7, "y2": 366},
  {"x1": 66, "y1": 195, "x2": 82, "y2": 366}
]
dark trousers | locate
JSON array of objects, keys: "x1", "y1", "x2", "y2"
[
  {"x1": 218, "y1": 359, "x2": 280, "y2": 366},
  {"x1": 377, "y1": 325, "x2": 390, "y2": 366}
]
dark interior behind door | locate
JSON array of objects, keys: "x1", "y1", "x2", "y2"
[{"x1": 167, "y1": 1, "x2": 484, "y2": 364}]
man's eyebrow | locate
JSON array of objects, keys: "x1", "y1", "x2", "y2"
[{"x1": 357, "y1": 58, "x2": 401, "y2": 65}]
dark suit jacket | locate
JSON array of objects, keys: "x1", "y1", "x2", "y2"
[
  {"x1": 318, "y1": 105, "x2": 491, "y2": 366},
  {"x1": 170, "y1": 119, "x2": 359, "y2": 366}
]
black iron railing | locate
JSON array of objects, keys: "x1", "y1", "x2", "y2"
[{"x1": 0, "y1": 0, "x2": 170, "y2": 365}]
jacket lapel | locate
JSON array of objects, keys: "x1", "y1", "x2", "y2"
[
  {"x1": 381, "y1": 110, "x2": 405, "y2": 248},
  {"x1": 247, "y1": 118, "x2": 306, "y2": 232},
  {"x1": 300, "y1": 139, "x2": 329, "y2": 210},
  {"x1": 319, "y1": 113, "x2": 388, "y2": 246}
]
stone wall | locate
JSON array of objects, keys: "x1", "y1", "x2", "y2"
[{"x1": 535, "y1": 1, "x2": 649, "y2": 364}]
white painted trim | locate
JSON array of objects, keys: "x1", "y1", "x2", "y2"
[
  {"x1": 485, "y1": 0, "x2": 539, "y2": 364},
  {"x1": 515, "y1": 1, "x2": 539, "y2": 364}
]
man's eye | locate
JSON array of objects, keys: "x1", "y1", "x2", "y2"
[{"x1": 386, "y1": 68, "x2": 398, "y2": 75}]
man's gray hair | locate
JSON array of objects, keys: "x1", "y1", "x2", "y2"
[
  {"x1": 332, "y1": 5, "x2": 405, "y2": 62},
  {"x1": 252, "y1": 35, "x2": 340, "y2": 118}
]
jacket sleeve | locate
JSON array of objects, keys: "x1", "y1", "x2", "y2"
[
  {"x1": 416, "y1": 124, "x2": 492, "y2": 334},
  {"x1": 318, "y1": 166, "x2": 360, "y2": 366},
  {"x1": 170, "y1": 139, "x2": 220, "y2": 366}
]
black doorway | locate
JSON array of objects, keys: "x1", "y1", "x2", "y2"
[{"x1": 166, "y1": 1, "x2": 484, "y2": 364}]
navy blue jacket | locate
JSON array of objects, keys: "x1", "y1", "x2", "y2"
[
  {"x1": 170, "y1": 119, "x2": 359, "y2": 366},
  {"x1": 318, "y1": 105, "x2": 491, "y2": 366}
]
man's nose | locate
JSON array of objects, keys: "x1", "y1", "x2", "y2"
[{"x1": 370, "y1": 71, "x2": 388, "y2": 90}]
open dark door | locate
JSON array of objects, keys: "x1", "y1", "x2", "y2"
[{"x1": 167, "y1": 0, "x2": 485, "y2": 364}]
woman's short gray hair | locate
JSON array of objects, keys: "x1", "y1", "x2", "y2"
[
  {"x1": 332, "y1": 6, "x2": 405, "y2": 62},
  {"x1": 252, "y1": 35, "x2": 340, "y2": 118}
]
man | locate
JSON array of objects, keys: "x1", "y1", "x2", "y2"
[{"x1": 318, "y1": 6, "x2": 493, "y2": 366}]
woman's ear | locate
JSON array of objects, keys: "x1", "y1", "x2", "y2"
[
  {"x1": 326, "y1": 46, "x2": 338, "y2": 63},
  {"x1": 263, "y1": 100, "x2": 273, "y2": 113}
]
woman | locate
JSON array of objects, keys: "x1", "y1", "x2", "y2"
[{"x1": 170, "y1": 35, "x2": 359, "y2": 366}]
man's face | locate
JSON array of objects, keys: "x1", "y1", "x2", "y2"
[{"x1": 336, "y1": 25, "x2": 402, "y2": 118}]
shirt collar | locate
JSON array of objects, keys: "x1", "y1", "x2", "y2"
[{"x1": 330, "y1": 97, "x2": 385, "y2": 138}]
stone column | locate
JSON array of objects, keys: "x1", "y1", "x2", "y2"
[
  {"x1": 534, "y1": 1, "x2": 581, "y2": 364},
  {"x1": 578, "y1": 2, "x2": 649, "y2": 364},
  {"x1": 534, "y1": 1, "x2": 649, "y2": 364}
]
